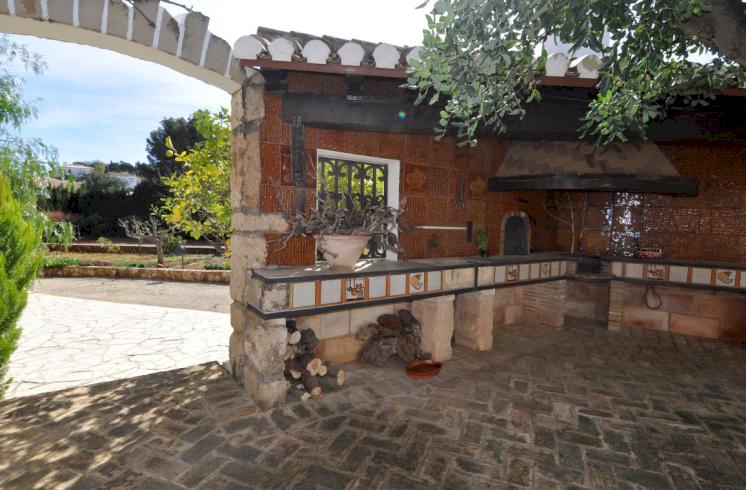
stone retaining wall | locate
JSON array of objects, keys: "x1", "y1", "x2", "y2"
[
  {"x1": 42, "y1": 266, "x2": 230, "y2": 284},
  {"x1": 47, "y1": 243, "x2": 215, "y2": 255}
]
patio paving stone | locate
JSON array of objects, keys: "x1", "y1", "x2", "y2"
[{"x1": 2, "y1": 323, "x2": 746, "y2": 489}]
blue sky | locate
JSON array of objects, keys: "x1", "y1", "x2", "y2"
[{"x1": 8, "y1": 0, "x2": 431, "y2": 164}]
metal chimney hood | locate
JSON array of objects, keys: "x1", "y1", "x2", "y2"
[{"x1": 488, "y1": 140, "x2": 698, "y2": 195}]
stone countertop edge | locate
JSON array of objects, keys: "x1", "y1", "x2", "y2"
[
  {"x1": 252, "y1": 252, "x2": 570, "y2": 283},
  {"x1": 572, "y1": 254, "x2": 746, "y2": 271}
]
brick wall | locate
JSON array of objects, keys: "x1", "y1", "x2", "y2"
[
  {"x1": 522, "y1": 280, "x2": 567, "y2": 327},
  {"x1": 609, "y1": 281, "x2": 746, "y2": 341},
  {"x1": 260, "y1": 73, "x2": 557, "y2": 266},
  {"x1": 552, "y1": 140, "x2": 746, "y2": 262}
]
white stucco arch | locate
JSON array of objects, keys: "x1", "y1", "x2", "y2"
[{"x1": 0, "y1": 0, "x2": 245, "y2": 93}]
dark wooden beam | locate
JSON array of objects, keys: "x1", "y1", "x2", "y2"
[
  {"x1": 241, "y1": 58, "x2": 408, "y2": 79},
  {"x1": 488, "y1": 174, "x2": 699, "y2": 195}
]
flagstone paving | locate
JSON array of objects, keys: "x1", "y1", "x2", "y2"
[
  {"x1": 5, "y1": 293, "x2": 230, "y2": 398},
  {"x1": 2, "y1": 323, "x2": 746, "y2": 489}
]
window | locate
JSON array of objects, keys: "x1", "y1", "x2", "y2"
[{"x1": 316, "y1": 151, "x2": 397, "y2": 260}]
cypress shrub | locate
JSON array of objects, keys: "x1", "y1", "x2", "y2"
[{"x1": 0, "y1": 175, "x2": 42, "y2": 397}]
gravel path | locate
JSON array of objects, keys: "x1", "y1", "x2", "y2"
[{"x1": 32, "y1": 277, "x2": 230, "y2": 313}]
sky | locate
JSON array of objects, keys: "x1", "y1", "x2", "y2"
[{"x1": 8, "y1": 0, "x2": 432, "y2": 165}]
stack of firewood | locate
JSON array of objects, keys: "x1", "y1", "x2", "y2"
[
  {"x1": 284, "y1": 320, "x2": 345, "y2": 401},
  {"x1": 357, "y1": 310, "x2": 424, "y2": 366}
]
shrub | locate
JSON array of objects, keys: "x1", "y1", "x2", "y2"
[
  {"x1": 0, "y1": 175, "x2": 42, "y2": 397},
  {"x1": 96, "y1": 237, "x2": 120, "y2": 253},
  {"x1": 42, "y1": 256, "x2": 83, "y2": 269},
  {"x1": 42, "y1": 219, "x2": 76, "y2": 250},
  {"x1": 162, "y1": 233, "x2": 185, "y2": 256},
  {"x1": 205, "y1": 261, "x2": 230, "y2": 270}
]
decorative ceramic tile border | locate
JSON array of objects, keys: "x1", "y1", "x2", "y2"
[
  {"x1": 612, "y1": 261, "x2": 746, "y2": 291},
  {"x1": 282, "y1": 260, "x2": 568, "y2": 312}
]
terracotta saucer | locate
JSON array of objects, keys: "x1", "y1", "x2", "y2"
[{"x1": 406, "y1": 359, "x2": 442, "y2": 380}]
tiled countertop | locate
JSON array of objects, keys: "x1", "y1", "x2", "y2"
[{"x1": 252, "y1": 252, "x2": 569, "y2": 283}]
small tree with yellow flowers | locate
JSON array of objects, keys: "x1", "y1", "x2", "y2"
[{"x1": 160, "y1": 108, "x2": 231, "y2": 255}]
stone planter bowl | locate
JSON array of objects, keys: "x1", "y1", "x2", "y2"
[{"x1": 319, "y1": 235, "x2": 371, "y2": 270}]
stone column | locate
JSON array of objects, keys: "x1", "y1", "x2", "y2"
[
  {"x1": 454, "y1": 289, "x2": 495, "y2": 351},
  {"x1": 229, "y1": 70, "x2": 289, "y2": 408},
  {"x1": 412, "y1": 295, "x2": 455, "y2": 362}
]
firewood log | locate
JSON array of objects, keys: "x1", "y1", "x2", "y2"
[
  {"x1": 360, "y1": 336, "x2": 398, "y2": 367},
  {"x1": 318, "y1": 372, "x2": 342, "y2": 392},
  {"x1": 377, "y1": 314, "x2": 400, "y2": 330},
  {"x1": 296, "y1": 353, "x2": 323, "y2": 376},
  {"x1": 296, "y1": 328, "x2": 320, "y2": 355},
  {"x1": 325, "y1": 366, "x2": 345, "y2": 386},
  {"x1": 284, "y1": 358, "x2": 303, "y2": 379},
  {"x1": 317, "y1": 364, "x2": 328, "y2": 377},
  {"x1": 284, "y1": 345, "x2": 297, "y2": 361},
  {"x1": 301, "y1": 371, "x2": 322, "y2": 398},
  {"x1": 288, "y1": 330, "x2": 301, "y2": 345},
  {"x1": 355, "y1": 323, "x2": 380, "y2": 342},
  {"x1": 287, "y1": 320, "x2": 301, "y2": 345},
  {"x1": 396, "y1": 332, "x2": 418, "y2": 362}
]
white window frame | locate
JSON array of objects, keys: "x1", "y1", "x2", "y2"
[{"x1": 316, "y1": 149, "x2": 400, "y2": 261}]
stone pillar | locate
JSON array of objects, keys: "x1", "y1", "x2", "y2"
[
  {"x1": 229, "y1": 70, "x2": 289, "y2": 408},
  {"x1": 454, "y1": 289, "x2": 495, "y2": 351},
  {"x1": 412, "y1": 295, "x2": 455, "y2": 362}
]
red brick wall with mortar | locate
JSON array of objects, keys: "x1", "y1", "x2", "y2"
[
  {"x1": 260, "y1": 73, "x2": 558, "y2": 266},
  {"x1": 610, "y1": 281, "x2": 746, "y2": 341},
  {"x1": 551, "y1": 140, "x2": 746, "y2": 262},
  {"x1": 522, "y1": 280, "x2": 567, "y2": 327}
]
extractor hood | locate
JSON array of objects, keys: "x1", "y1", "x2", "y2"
[{"x1": 488, "y1": 140, "x2": 698, "y2": 195}]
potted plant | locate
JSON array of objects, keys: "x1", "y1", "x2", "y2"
[
  {"x1": 274, "y1": 191, "x2": 410, "y2": 270},
  {"x1": 475, "y1": 229, "x2": 489, "y2": 257}
]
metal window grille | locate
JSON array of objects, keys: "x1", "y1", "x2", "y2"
[{"x1": 317, "y1": 156, "x2": 388, "y2": 259}]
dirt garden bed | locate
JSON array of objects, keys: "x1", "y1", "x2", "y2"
[{"x1": 42, "y1": 251, "x2": 230, "y2": 283}]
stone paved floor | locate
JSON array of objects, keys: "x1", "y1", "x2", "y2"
[
  {"x1": 2, "y1": 324, "x2": 746, "y2": 489},
  {"x1": 32, "y1": 277, "x2": 231, "y2": 313},
  {"x1": 5, "y1": 293, "x2": 230, "y2": 398}
]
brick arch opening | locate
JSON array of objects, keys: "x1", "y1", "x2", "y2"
[{"x1": 500, "y1": 211, "x2": 531, "y2": 255}]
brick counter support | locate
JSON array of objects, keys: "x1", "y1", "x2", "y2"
[
  {"x1": 455, "y1": 290, "x2": 495, "y2": 351},
  {"x1": 523, "y1": 280, "x2": 567, "y2": 327},
  {"x1": 412, "y1": 295, "x2": 455, "y2": 361},
  {"x1": 229, "y1": 71, "x2": 290, "y2": 408}
]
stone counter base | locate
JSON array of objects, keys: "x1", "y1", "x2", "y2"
[{"x1": 43, "y1": 266, "x2": 230, "y2": 284}]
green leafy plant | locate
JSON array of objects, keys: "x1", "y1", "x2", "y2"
[
  {"x1": 96, "y1": 236, "x2": 120, "y2": 253},
  {"x1": 162, "y1": 233, "x2": 185, "y2": 256},
  {"x1": 475, "y1": 230, "x2": 489, "y2": 253},
  {"x1": 42, "y1": 219, "x2": 76, "y2": 251},
  {"x1": 160, "y1": 108, "x2": 231, "y2": 255},
  {"x1": 274, "y1": 187, "x2": 411, "y2": 257},
  {"x1": 0, "y1": 175, "x2": 42, "y2": 397},
  {"x1": 42, "y1": 256, "x2": 84, "y2": 269},
  {"x1": 204, "y1": 262, "x2": 230, "y2": 270},
  {"x1": 410, "y1": 0, "x2": 745, "y2": 146}
]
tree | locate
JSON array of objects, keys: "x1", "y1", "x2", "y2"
[
  {"x1": 410, "y1": 0, "x2": 746, "y2": 145},
  {"x1": 0, "y1": 175, "x2": 42, "y2": 397},
  {"x1": 160, "y1": 108, "x2": 231, "y2": 255},
  {"x1": 119, "y1": 216, "x2": 169, "y2": 266},
  {"x1": 144, "y1": 114, "x2": 204, "y2": 180}
]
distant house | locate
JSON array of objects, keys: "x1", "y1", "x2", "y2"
[
  {"x1": 107, "y1": 172, "x2": 142, "y2": 190},
  {"x1": 61, "y1": 163, "x2": 93, "y2": 179}
]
